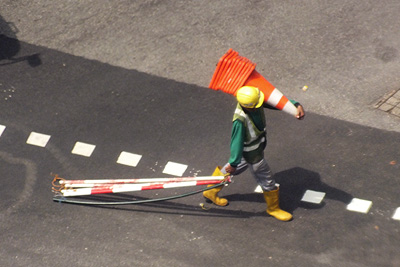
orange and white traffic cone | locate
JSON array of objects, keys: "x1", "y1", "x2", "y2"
[
  {"x1": 209, "y1": 49, "x2": 297, "y2": 117},
  {"x1": 243, "y1": 70, "x2": 298, "y2": 116}
]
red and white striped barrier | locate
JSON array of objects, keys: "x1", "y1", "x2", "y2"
[
  {"x1": 60, "y1": 176, "x2": 225, "y2": 186},
  {"x1": 52, "y1": 174, "x2": 230, "y2": 197},
  {"x1": 60, "y1": 179, "x2": 225, "y2": 197}
]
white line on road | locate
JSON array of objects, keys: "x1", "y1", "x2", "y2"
[
  {"x1": 117, "y1": 151, "x2": 142, "y2": 167},
  {"x1": 163, "y1": 161, "x2": 188, "y2": 177},
  {"x1": 26, "y1": 132, "x2": 51, "y2": 147},
  {"x1": 346, "y1": 198, "x2": 373, "y2": 214},
  {"x1": 71, "y1": 142, "x2": 96, "y2": 157}
]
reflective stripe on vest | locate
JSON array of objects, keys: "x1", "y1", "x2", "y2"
[
  {"x1": 243, "y1": 136, "x2": 266, "y2": 152},
  {"x1": 233, "y1": 104, "x2": 266, "y2": 155}
]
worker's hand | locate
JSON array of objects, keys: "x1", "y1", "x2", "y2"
[
  {"x1": 295, "y1": 105, "x2": 305, "y2": 120},
  {"x1": 225, "y1": 164, "x2": 236, "y2": 174}
]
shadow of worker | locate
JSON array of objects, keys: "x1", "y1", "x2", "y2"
[
  {"x1": 0, "y1": 14, "x2": 41, "y2": 67},
  {"x1": 275, "y1": 167, "x2": 353, "y2": 213}
]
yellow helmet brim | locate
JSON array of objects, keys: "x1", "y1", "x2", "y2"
[{"x1": 255, "y1": 90, "x2": 265, "y2": 108}]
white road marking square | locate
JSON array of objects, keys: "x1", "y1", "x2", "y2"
[
  {"x1": 346, "y1": 198, "x2": 372, "y2": 214},
  {"x1": 254, "y1": 183, "x2": 280, "y2": 193},
  {"x1": 301, "y1": 190, "x2": 326, "y2": 204},
  {"x1": 71, "y1": 142, "x2": 96, "y2": 157},
  {"x1": 392, "y1": 207, "x2": 400, "y2": 220},
  {"x1": 0, "y1": 125, "x2": 6, "y2": 137},
  {"x1": 117, "y1": 151, "x2": 142, "y2": 167},
  {"x1": 254, "y1": 185, "x2": 263, "y2": 193},
  {"x1": 26, "y1": 132, "x2": 51, "y2": 147},
  {"x1": 162, "y1": 161, "x2": 188, "y2": 177}
]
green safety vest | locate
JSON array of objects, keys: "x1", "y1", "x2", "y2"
[{"x1": 233, "y1": 104, "x2": 267, "y2": 164}]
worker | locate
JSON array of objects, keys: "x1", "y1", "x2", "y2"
[{"x1": 204, "y1": 86, "x2": 305, "y2": 221}]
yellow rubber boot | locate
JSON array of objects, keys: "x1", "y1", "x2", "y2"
[
  {"x1": 263, "y1": 188, "x2": 292, "y2": 221},
  {"x1": 203, "y1": 184, "x2": 228, "y2": 206},
  {"x1": 203, "y1": 166, "x2": 228, "y2": 206}
]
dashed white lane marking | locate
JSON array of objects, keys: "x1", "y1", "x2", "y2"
[
  {"x1": 254, "y1": 183, "x2": 280, "y2": 193},
  {"x1": 71, "y1": 142, "x2": 96, "y2": 157},
  {"x1": 117, "y1": 151, "x2": 142, "y2": 167},
  {"x1": 162, "y1": 161, "x2": 188, "y2": 177},
  {"x1": 392, "y1": 207, "x2": 400, "y2": 220},
  {"x1": 347, "y1": 198, "x2": 373, "y2": 214},
  {"x1": 0, "y1": 125, "x2": 6, "y2": 137},
  {"x1": 301, "y1": 190, "x2": 326, "y2": 204},
  {"x1": 1, "y1": 122, "x2": 397, "y2": 220},
  {"x1": 26, "y1": 132, "x2": 51, "y2": 147}
]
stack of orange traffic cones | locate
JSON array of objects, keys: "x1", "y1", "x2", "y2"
[{"x1": 209, "y1": 49, "x2": 297, "y2": 116}]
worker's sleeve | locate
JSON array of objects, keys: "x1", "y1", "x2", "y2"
[
  {"x1": 263, "y1": 99, "x2": 300, "y2": 109},
  {"x1": 228, "y1": 120, "x2": 245, "y2": 167}
]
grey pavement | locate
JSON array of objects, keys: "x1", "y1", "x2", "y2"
[
  {"x1": 1, "y1": 0, "x2": 400, "y2": 132},
  {"x1": 375, "y1": 88, "x2": 400, "y2": 118},
  {"x1": 1, "y1": 1, "x2": 400, "y2": 267}
]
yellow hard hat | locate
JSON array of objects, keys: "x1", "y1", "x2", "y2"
[{"x1": 236, "y1": 86, "x2": 264, "y2": 108}]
